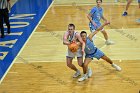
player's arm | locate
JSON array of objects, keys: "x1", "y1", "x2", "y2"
[
  {"x1": 102, "y1": 15, "x2": 111, "y2": 25},
  {"x1": 87, "y1": 13, "x2": 97, "y2": 26},
  {"x1": 63, "y1": 32, "x2": 70, "y2": 45},
  {"x1": 76, "y1": 33, "x2": 85, "y2": 54},
  {"x1": 88, "y1": 22, "x2": 109, "y2": 41},
  {"x1": 101, "y1": 15, "x2": 107, "y2": 22}
]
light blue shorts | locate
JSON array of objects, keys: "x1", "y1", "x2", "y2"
[
  {"x1": 85, "y1": 48, "x2": 104, "y2": 60},
  {"x1": 90, "y1": 25, "x2": 104, "y2": 32}
]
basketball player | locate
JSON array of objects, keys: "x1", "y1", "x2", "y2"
[
  {"x1": 87, "y1": 0, "x2": 114, "y2": 45},
  {"x1": 63, "y1": 24, "x2": 92, "y2": 78},
  {"x1": 122, "y1": 0, "x2": 140, "y2": 16},
  {"x1": 78, "y1": 22, "x2": 121, "y2": 82}
]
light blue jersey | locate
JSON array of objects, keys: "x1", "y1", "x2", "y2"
[
  {"x1": 85, "y1": 37, "x2": 104, "y2": 60},
  {"x1": 85, "y1": 37, "x2": 97, "y2": 54},
  {"x1": 89, "y1": 6, "x2": 103, "y2": 30}
]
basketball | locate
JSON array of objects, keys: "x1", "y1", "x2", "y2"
[{"x1": 68, "y1": 42, "x2": 79, "y2": 52}]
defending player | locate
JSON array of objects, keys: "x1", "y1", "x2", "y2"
[{"x1": 78, "y1": 22, "x2": 121, "y2": 82}]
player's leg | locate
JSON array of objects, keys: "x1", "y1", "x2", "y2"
[
  {"x1": 66, "y1": 57, "x2": 81, "y2": 78},
  {"x1": 101, "y1": 55, "x2": 113, "y2": 64},
  {"x1": 94, "y1": 48, "x2": 121, "y2": 71},
  {"x1": 3, "y1": 8, "x2": 10, "y2": 34},
  {"x1": 78, "y1": 58, "x2": 92, "y2": 82},
  {"x1": 101, "y1": 29, "x2": 108, "y2": 40},
  {"x1": 77, "y1": 48, "x2": 93, "y2": 78},
  {"x1": 125, "y1": 0, "x2": 133, "y2": 11},
  {"x1": 89, "y1": 26, "x2": 97, "y2": 41},
  {"x1": 70, "y1": 48, "x2": 84, "y2": 78},
  {"x1": 101, "y1": 55, "x2": 121, "y2": 71},
  {"x1": 138, "y1": 0, "x2": 140, "y2": 8},
  {"x1": 0, "y1": 10, "x2": 4, "y2": 38},
  {"x1": 77, "y1": 57, "x2": 83, "y2": 67},
  {"x1": 66, "y1": 57, "x2": 77, "y2": 71},
  {"x1": 101, "y1": 29, "x2": 114, "y2": 45},
  {"x1": 77, "y1": 48, "x2": 83, "y2": 67},
  {"x1": 122, "y1": 0, "x2": 133, "y2": 16},
  {"x1": 66, "y1": 49, "x2": 80, "y2": 78},
  {"x1": 83, "y1": 58, "x2": 92, "y2": 74}
]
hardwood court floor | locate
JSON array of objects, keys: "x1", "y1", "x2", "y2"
[
  {"x1": 38, "y1": 4, "x2": 140, "y2": 31},
  {"x1": 0, "y1": 0, "x2": 140, "y2": 93},
  {"x1": 0, "y1": 61, "x2": 140, "y2": 93}
]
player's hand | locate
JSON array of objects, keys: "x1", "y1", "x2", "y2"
[
  {"x1": 76, "y1": 42, "x2": 82, "y2": 46},
  {"x1": 71, "y1": 40, "x2": 76, "y2": 44},
  {"x1": 104, "y1": 21, "x2": 110, "y2": 25}
]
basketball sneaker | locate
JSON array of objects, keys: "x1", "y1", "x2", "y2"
[
  {"x1": 136, "y1": 19, "x2": 140, "y2": 23},
  {"x1": 122, "y1": 12, "x2": 128, "y2": 16},
  {"x1": 87, "y1": 67, "x2": 92, "y2": 78},
  {"x1": 112, "y1": 63, "x2": 121, "y2": 71},
  {"x1": 115, "y1": 0, "x2": 119, "y2": 3},
  {"x1": 105, "y1": 40, "x2": 115, "y2": 45},
  {"x1": 73, "y1": 70, "x2": 81, "y2": 78},
  {"x1": 78, "y1": 74, "x2": 88, "y2": 82}
]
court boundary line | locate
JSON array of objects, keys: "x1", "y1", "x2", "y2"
[
  {"x1": 34, "y1": 27, "x2": 140, "y2": 32},
  {"x1": 13, "y1": 58, "x2": 140, "y2": 63},
  {"x1": 53, "y1": 2, "x2": 139, "y2": 6},
  {"x1": 0, "y1": 0, "x2": 55, "y2": 84}
]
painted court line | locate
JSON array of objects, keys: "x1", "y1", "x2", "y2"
[
  {"x1": 0, "y1": 0, "x2": 55, "y2": 84},
  {"x1": 54, "y1": 3, "x2": 138, "y2": 6}
]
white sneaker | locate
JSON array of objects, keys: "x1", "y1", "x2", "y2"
[
  {"x1": 112, "y1": 63, "x2": 121, "y2": 71},
  {"x1": 87, "y1": 67, "x2": 92, "y2": 78},
  {"x1": 115, "y1": 0, "x2": 118, "y2": 2},
  {"x1": 73, "y1": 70, "x2": 81, "y2": 78},
  {"x1": 78, "y1": 74, "x2": 88, "y2": 82},
  {"x1": 105, "y1": 40, "x2": 115, "y2": 45}
]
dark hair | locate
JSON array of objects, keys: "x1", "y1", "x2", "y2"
[
  {"x1": 68, "y1": 23, "x2": 75, "y2": 29},
  {"x1": 96, "y1": 0, "x2": 102, "y2": 3},
  {"x1": 80, "y1": 31, "x2": 87, "y2": 36}
]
